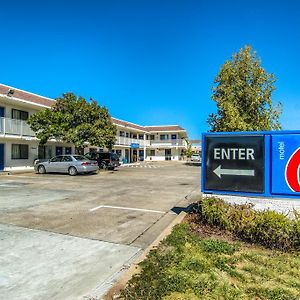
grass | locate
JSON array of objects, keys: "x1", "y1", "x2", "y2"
[{"x1": 120, "y1": 222, "x2": 300, "y2": 300}]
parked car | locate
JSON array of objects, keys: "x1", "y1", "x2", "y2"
[
  {"x1": 191, "y1": 153, "x2": 201, "y2": 162},
  {"x1": 34, "y1": 155, "x2": 99, "y2": 176},
  {"x1": 84, "y1": 151, "x2": 120, "y2": 170}
]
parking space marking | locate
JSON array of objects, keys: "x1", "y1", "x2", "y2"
[
  {"x1": 121, "y1": 165, "x2": 160, "y2": 169},
  {"x1": 89, "y1": 205, "x2": 165, "y2": 214}
]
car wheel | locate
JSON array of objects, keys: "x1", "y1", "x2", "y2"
[
  {"x1": 38, "y1": 165, "x2": 46, "y2": 174},
  {"x1": 68, "y1": 166, "x2": 78, "y2": 176}
]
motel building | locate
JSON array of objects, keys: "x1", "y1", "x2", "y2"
[{"x1": 0, "y1": 84, "x2": 188, "y2": 171}]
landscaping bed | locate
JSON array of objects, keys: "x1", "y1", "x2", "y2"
[{"x1": 119, "y1": 198, "x2": 300, "y2": 300}]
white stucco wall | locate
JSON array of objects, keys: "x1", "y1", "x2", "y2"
[
  {"x1": 1, "y1": 103, "x2": 39, "y2": 118},
  {"x1": 1, "y1": 139, "x2": 38, "y2": 171},
  {"x1": 145, "y1": 148, "x2": 182, "y2": 161},
  {"x1": 0, "y1": 139, "x2": 75, "y2": 171}
]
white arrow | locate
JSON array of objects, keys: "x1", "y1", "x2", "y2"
[{"x1": 213, "y1": 165, "x2": 255, "y2": 178}]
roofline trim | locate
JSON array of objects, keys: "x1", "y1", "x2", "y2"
[
  {"x1": 0, "y1": 94, "x2": 52, "y2": 109},
  {"x1": 145, "y1": 125, "x2": 181, "y2": 127},
  {"x1": 0, "y1": 83, "x2": 54, "y2": 102}
]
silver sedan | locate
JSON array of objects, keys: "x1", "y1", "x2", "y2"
[{"x1": 35, "y1": 155, "x2": 99, "y2": 176}]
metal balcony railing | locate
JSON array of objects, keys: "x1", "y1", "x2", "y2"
[
  {"x1": 149, "y1": 139, "x2": 186, "y2": 147},
  {"x1": 0, "y1": 117, "x2": 36, "y2": 137},
  {"x1": 115, "y1": 136, "x2": 150, "y2": 147}
]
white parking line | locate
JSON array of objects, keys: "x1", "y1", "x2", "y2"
[{"x1": 89, "y1": 205, "x2": 165, "y2": 214}]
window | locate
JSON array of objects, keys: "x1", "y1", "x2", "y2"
[
  {"x1": 75, "y1": 147, "x2": 84, "y2": 155},
  {"x1": 50, "y1": 156, "x2": 63, "y2": 162},
  {"x1": 38, "y1": 145, "x2": 52, "y2": 159},
  {"x1": 171, "y1": 134, "x2": 177, "y2": 140},
  {"x1": 85, "y1": 152, "x2": 97, "y2": 160},
  {"x1": 73, "y1": 155, "x2": 86, "y2": 161},
  {"x1": 12, "y1": 144, "x2": 29, "y2": 159},
  {"x1": 12, "y1": 109, "x2": 29, "y2": 121},
  {"x1": 65, "y1": 147, "x2": 72, "y2": 155},
  {"x1": 126, "y1": 132, "x2": 129, "y2": 137},
  {"x1": 150, "y1": 150, "x2": 155, "y2": 156},
  {"x1": 89, "y1": 148, "x2": 97, "y2": 153},
  {"x1": 150, "y1": 135, "x2": 155, "y2": 140},
  {"x1": 62, "y1": 156, "x2": 72, "y2": 162},
  {"x1": 160, "y1": 134, "x2": 168, "y2": 140},
  {"x1": 138, "y1": 134, "x2": 144, "y2": 140},
  {"x1": 56, "y1": 146, "x2": 63, "y2": 156},
  {"x1": 132, "y1": 134, "x2": 137, "y2": 139},
  {"x1": 119, "y1": 131, "x2": 125, "y2": 137}
]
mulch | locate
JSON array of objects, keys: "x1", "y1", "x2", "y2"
[{"x1": 184, "y1": 212, "x2": 239, "y2": 243}]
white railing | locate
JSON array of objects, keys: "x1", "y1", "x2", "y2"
[
  {"x1": 114, "y1": 137, "x2": 187, "y2": 148},
  {"x1": 0, "y1": 117, "x2": 36, "y2": 137},
  {"x1": 115, "y1": 136, "x2": 150, "y2": 147},
  {"x1": 149, "y1": 139, "x2": 186, "y2": 147}
]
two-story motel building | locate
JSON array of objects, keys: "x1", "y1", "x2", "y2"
[{"x1": 0, "y1": 84, "x2": 188, "y2": 171}]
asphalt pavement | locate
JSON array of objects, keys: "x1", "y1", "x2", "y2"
[{"x1": 0, "y1": 161, "x2": 201, "y2": 299}]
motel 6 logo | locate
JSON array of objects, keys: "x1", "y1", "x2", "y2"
[{"x1": 285, "y1": 147, "x2": 300, "y2": 192}]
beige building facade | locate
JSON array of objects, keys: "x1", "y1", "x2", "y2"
[{"x1": 0, "y1": 84, "x2": 188, "y2": 171}]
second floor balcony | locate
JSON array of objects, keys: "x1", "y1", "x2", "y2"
[
  {"x1": 0, "y1": 117, "x2": 36, "y2": 137},
  {"x1": 149, "y1": 139, "x2": 186, "y2": 147},
  {"x1": 115, "y1": 136, "x2": 150, "y2": 147},
  {"x1": 115, "y1": 136, "x2": 186, "y2": 148},
  {"x1": 0, "y1": 117, "x2": 188, "y2": 149}
]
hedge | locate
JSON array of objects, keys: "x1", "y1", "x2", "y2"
[{"x1": 195, "y1": 197, "x2": 300, "y2": 251}]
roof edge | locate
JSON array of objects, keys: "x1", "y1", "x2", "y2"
[{"x1": 0, "y1": 83, "x2": 54, "y2": 102}]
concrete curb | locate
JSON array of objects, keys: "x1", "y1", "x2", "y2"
[{"x1": 101, "y1": 210, "x2": 187, "y2": 300}]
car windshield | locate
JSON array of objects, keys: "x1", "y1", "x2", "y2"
[
  {"x1": 111, "y1": 153, "x2": 119, "y2": 159},
  {"x1": 73, "y1": 155, "x2": 87, "y2": 161},
  {"x1": 100, "y1": 153, "x2": 110, "y2": 159}
]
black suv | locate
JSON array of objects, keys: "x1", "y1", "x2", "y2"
[{"x1": 84, "y1": 151, "x2": 120, "y2": 170}]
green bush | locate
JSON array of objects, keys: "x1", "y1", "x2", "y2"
[{"x1": 196, "y1": 197, "x2": 300, "y2": 251}]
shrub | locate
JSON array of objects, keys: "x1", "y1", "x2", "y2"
[{"x1": 196, "y1": 197, "x2": 300, "y2": 251}]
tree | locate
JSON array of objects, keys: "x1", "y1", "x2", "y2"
[
  {"x1": 207, "y1": 45, "x2": 282, "y2": 132},
  {"x1": 184, "y1": 140, "x2": 193, "y2": 158},
  {"x1": 28, "y1": 93, "x2": 116, "y2": 149}
]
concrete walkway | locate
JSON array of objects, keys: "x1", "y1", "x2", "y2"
[{"x1": 0, "y1": 224, "x2": 140, "y2": 300}]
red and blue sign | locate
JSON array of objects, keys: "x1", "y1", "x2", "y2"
[
  {"x1": 271, "y1": 134, "x2": 300, "y2": 196},
  {"x1": 202, "y1": 131, "x2": 300, "y2": 198}
]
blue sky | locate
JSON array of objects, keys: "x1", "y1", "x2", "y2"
[{"x1": 1, "y1": 0, "x2": 299, "y2": 138}]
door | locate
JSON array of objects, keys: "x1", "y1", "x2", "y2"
[
  {"x1": 0, "y1": 144, "x2": 4, "y2": 171},
  {"x1": 48, "y1": 155, "x2": 63, "y2": 172},
  {"x1": 165, "y1": 149, "x2": 171, "y2": 160},
  {"x1": 125, "y1": 149, "x2": 129, "y2": 163},
  {"x1": 139, "y1": 150, "x2": 144, "y2": 161},
  {"x1": 0, "y1": 107, "x2": 4, "y2": 133},
  {"x1": 132, "y1": 149, "x2": 137, "y2": 162}
]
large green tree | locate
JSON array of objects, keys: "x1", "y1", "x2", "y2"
[
  {"x1": 207, "y1": 46, "x2": 282, "y2": 132},
  {"x1": 28, "y1": 93, "x2": 116, "y2": 149}
]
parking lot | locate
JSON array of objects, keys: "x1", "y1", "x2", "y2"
[{"x1": 0, "y1": 161, "x2": 200, "y2": 299}]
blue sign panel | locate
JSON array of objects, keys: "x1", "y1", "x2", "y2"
[
  {"x1": 202, "y1": 131, "x2": 300, "y2": 199},
  {"x1": 271, "y1": 134, "x2": 300, "y2": 196},
  {"x1": 130, "y1": 143, "x2": 140, "y2": 149}
]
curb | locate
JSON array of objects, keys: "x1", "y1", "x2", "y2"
[{"x1": 102, "y1": 210, "x2": 187, "y2": 300}]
